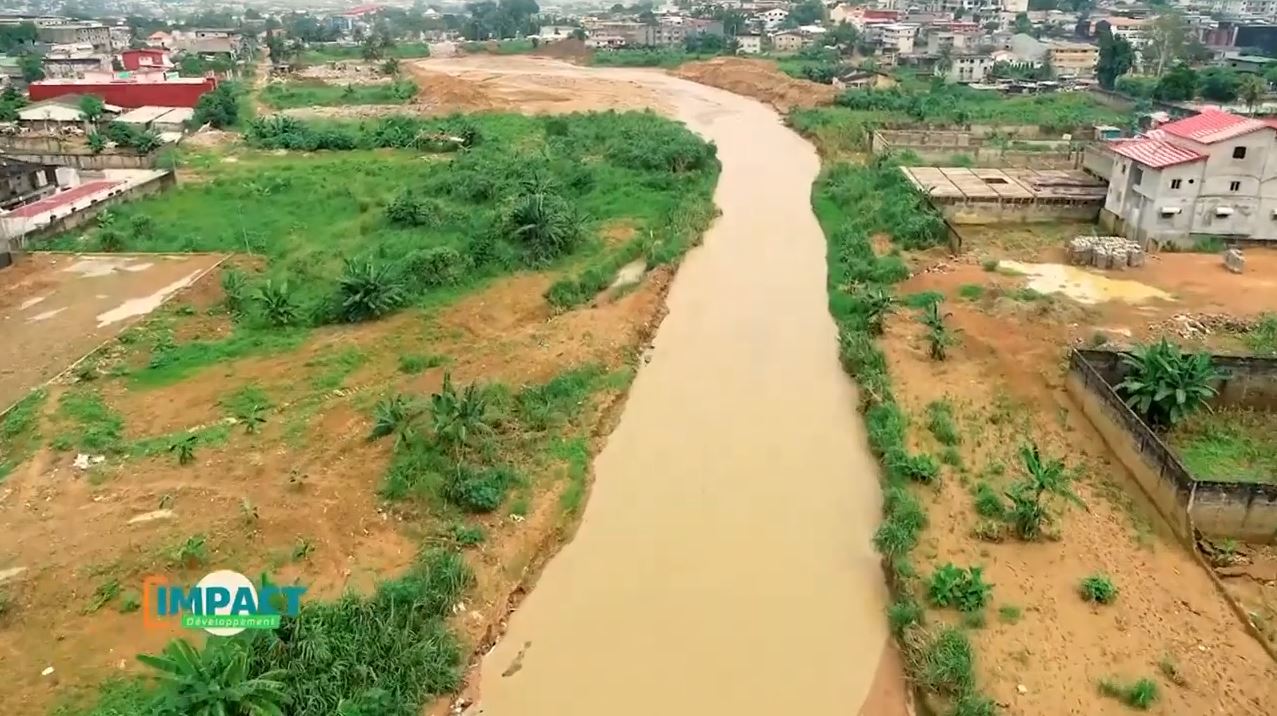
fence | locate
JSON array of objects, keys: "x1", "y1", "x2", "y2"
[
  {"x1": 873, "y1": 129, "x2": 1083, "y2": 169},
  {"x1": 1068, "y1": 349, "x2": 1277, "y2": 543}
]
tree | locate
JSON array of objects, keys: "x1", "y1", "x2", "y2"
[
  {"x1": 1143, "y1": 12, "x2": 1188, "y2": 76},
  {"x1": 17, "y1": 52, "x2": 43, "y2": 82},
  {"x1": 78, "y1": 94, "x2": 105, "y2": 128},
  {"x1": 1096, "y1": 26, "x2": 1134, "y2": 90},
  {"x1": 192, "y1": 83, "x2": 240, "y2": 129},
  {"x1": 244, "y1": 7, "x2": 262, "y2": 20},
  {"x1": 1265, "y1": 64, "x2": 1277, "y2": 88},
  {"x1": 0, "y1": 21, "x2": 36, "y2": 53},
  {"x1": 1013, "y1": 12, "x2": 1032, "y2": 35},
  {"x1": 935, "y1": 46, "x2": 953, "y2": 77},
  {"x1": 1154, "y1": 62, "x2": 1197, "y2": 101},
  {"x1": 1199, "y1": 66, "x2": 1241, "y2": 102},
  {"x1": 1238, "y1": 73, "x2": 1267, "y2": 111},
  {"x1": 789, "y1": 0, "x2": 823, "y2": 26}
]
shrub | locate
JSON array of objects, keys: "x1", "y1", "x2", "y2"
[
  {"x1": 496, "y1": 188, "x2": 584, "y2": 266},
  {"x1": 971, "y1": 482, "x2": 1006, "y2": 519},
  {"x1": 192, "y1": 83, "x2": 240, "y2": 128},
  {"x1": 140, "y1": 637, "x2": 288, "y2": 714},
  {"x1": 887, "y1": 598, "x2": 924, "y2": 637},
  {"x1": 1098, "y1": 677, "x2": 1159, "y2": 710},
  {"x1": 928, "y1": 563, "x2": 993, "y2": 613},
  {"x1": 888, "y1": 450, "x2": 940, "y2": 484},
  {"x1": 1005, "y1": 442, "x2": 1081, "y2": 540},
  {"x1": 950, "y1": 692, "x2": 998, "y2": 716},
  {"x1": 370, "y1": 393, "x2": 418, "y2": 443},
  {"x1": 926, "y1": 399, "x2": 960, "y2": 446},
  {"x1": 97, "y1": 226, "x2": 126, "y2": 252},
  {"x1": 431, "y1": 373, "x2": 490, "y2": 451},
  {"x1": 255, "y1": 279, "x2": 299, "y2": 327},
  {"x1": 168, "y1": 434, "x2": 197, "y2": 465},
  {"x1": 849, "y1": 285, "x2": 895, "y2": 335},
  {"x1": 87, "y1": 131, "x2": 106, "y2": 153},
  {"x1": 337, "y1": 258, "x2": 405, "y2": 323},
  {"x1": 404, "y1": 246, "x2": 469, "y2": 288},
  {"x1": 221, "y1": 268, "x2": 250, "y2": 316},
  {"x1": 441, "y1": 463, "x2": 515, "y2": 513},
  {"x1": 1079, "y1": 574, "x2": 1118, "y2": 605},
  {"x1": 910, "y1": 627, "x2": 975, "y2": 696},
  {"x1": 920, "y1": 301, "x2": 955, "y2": 361},
  {"x1": 385, "y1": 190, "x2": 445, "y2": 227},
  {"x1": 997, "y1": 604, "x2": 1022, "y2": 624},
  {"x1": 1117, "y1": 339, "x2": 1222, "y2": 428}
]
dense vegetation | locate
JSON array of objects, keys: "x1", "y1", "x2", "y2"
[
  {"x1": 300, "y1": 41, "x2": 432, "y2": 64},
  {"x1": 588, "y1": 47, "x2": 719, "y2": 68},
  {"x1": 812, "y1": 157, "x2": 1002, "y2": 710},
  {"x1": 790, "y1": 85, "x2": 1124, "y2": 157},
  {"x1": 47, "y1": 110, "x2": 717, "y2": 355},
  {"x1": 260, "y1": 80, "x2": 418, "y2": 109}
]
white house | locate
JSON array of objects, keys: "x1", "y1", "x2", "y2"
[
  {"x1": 869, "y1": 23, "x2": 918, "y2": 54},
  {"x1": 758, "y1": 8, "x2": 788, "y2": 30},
  {"x1": 736, "y1": 34, "x2": 763, "y2": 53},
  {"x1": 1103, "y1": 110, "x2": 1277, "y2": 245},
  {"x1": 942, "y1": 54, "x2": 995, "y2": 83}
]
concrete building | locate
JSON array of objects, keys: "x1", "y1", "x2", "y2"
[
  {"x1": 41, "y1": 44, "x2": 110, "y2": 79},
  {"x1": 942, "y1": 54, "x2": 995, "y2": 83},
  {"x1": 29, "y1": 75, "x2": 217, "y2": 108},
  {"x1": 1047, "y1": 41, "x2": 1098, "y2": 78},
  {"x1": 736, "y1": 34, "x2": 763, "y2": 53},
  {"x1": 770, "y1": 30, "x2": 810, "y2": 52},
  {"x1": 1222, "y1": 53, "x2": 1277, "y2": 73},
  {"x1": 871, "y1": 23, "x2": 919, "y2": 54},
  {"x1": 903, "y1": 166, "x2": 1107, "y2": 224},
  {"x1": 120, "y1": 48, "x2": 173, "y2": 72},
  {"x1": 1098, "y1": 16, "x2": 1148, "y2": 47},
  {"x1": 638, "y1": 18, "x2": 724, "y2": 47},
  {"x1": 0, "y1": 158, "x2": 60, "y2": 211},
  {"x1": 1102, "y1": 110, "x2": 1277, "y2": 245},
  {"x1": 36, "y1": 22, "x2": 112, "y2": 53}
]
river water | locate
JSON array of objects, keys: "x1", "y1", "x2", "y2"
[{"x1": 426, "y1": 58, "x2": 900, "y2": 716}]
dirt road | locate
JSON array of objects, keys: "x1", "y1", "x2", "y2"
[{"x1": 416, "y1": 58, "x2": 904, "y2": 715}]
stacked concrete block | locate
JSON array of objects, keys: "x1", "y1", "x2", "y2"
[
  {"x1": 1224, "y1": 248, "x2": 1245, "y2": 274},
  {"x1": 1067, "y1": 236, "x2": 1144, "y2": 270}
]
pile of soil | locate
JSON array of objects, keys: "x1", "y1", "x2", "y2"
[
  {"x1": 406, "y1": 64, "x2": 498, "y2": 113},
  {"x1": 672, "y1": 57, "x2": 836, "y2": 112},
  {"x1": 532, "y1": 38, "x2": 593, "y2": 63}
]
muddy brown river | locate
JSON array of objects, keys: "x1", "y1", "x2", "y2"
[{"x1": 422, "y1": 57, "x2": 902, "y2": 716}]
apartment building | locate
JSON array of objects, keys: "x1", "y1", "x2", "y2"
[
  {"x1": 1103, "y1": 110, "x2": 1277, "y2": 245},
  {"x1": 941, "y1": 54, "x2": 995, "y2": 83},
  {"x1": 870, "y1": 23, "x2": 919, "y2": 53},
  {"x1": 36, "y1": 22, "x2": 112, "y2": 53},
  {"x1": 1048, "y1": 41, "x2": 1098, "y2": 78}
]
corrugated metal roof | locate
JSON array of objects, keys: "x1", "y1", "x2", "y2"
[
  {"x1": 1107, "y1": 137, "x2": 1205, "y2": 168},
  {"x1": 1158, "y1": 109, "x2": 1268, "y2": 144}
]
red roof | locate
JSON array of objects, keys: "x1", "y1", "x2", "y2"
[
  {"x1": 1158, "y1": 109, "x2": 1268, "y2": 144},
  {"x1": 8, "y1": 181, "x2": 122, "y2": 218},
  {"x1": 340, "y1": 4, "x2": 382, "y2": 16},
  {"x1": 1107, "y1": 137, "x2": 1205, "y2": 168}
]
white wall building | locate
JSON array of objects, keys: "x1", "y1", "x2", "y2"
[
  {"x1": 871, "y1": 23, "x2": 918, "y2": 53},
  {"x1": 1104, "y1": 110, "x2": 1277, "y2": 246},
  {"x1": 941, "y1": 54, "x2": 995, "y2": 83},
  {"x1": 737, "y1": 34, "x2": 763, "y2": 53}
]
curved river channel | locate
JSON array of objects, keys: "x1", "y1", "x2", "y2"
[{"x1": 423, "y1": 56, "x2": 903, "y2": 716}]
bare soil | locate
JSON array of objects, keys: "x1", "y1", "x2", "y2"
[
  {"x1": 884, "y1": 241, "x2": 1277, "y2": 713},
  {"x1": 0, "y1": 262, "x2": 673, "y2": 714},
  {"x1": 672, "y1": 57, "x2": 836, "y2": 112},
  {"x1": 0, "y1": 253, "x2": 226, "y2": 410}
]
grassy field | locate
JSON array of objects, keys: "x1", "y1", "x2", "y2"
[
  {"x1": 23, "y1": 110, "x2": 718, "y2": 716},
  {"x1": 1169, "y1": 408, "x2": 1277, "y2": 483},
  {"x1": 300, "y1": 41, "x2": 432, "y2": 64},
  {"x1": 260, "y1": 79, "x2": 418, "y2": 109},
  {"x1": 460, "y1": 38, "x2": 536, "y2": 55},
  {"x1": 589, "y1": 48, "x2": 719, "y2": 68}
]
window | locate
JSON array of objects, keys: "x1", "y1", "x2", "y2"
[
  {"x1": 1170, "y1": 179, "x2": 1182, "y2": 189},
  {"x1": 1132, "y1": 167, "x2": 1144, "y2": 185},
  {"x1": 1233, "y1": 146, "x2": 1247, "y2": 159},
  {"x1": 1230, "y1": 181, "x2": 1241, "y2": 192}
]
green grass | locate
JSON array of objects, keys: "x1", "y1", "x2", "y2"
[
  {"x1": 131, "y1": 326, "x2": 310, "y2": 389},
  {"x1": 307, "y1": 347, "x2": 367, "y2": 392},
  {"x1": 0, "y1": 388, "x2": 47, "y2": 480},
  {"x1": 589, "y1": 48, "x2": 718, "y2": 68},
  {"x1": 958, "y1": 284, "x2": 984, "y2": 300},
  {"x1": 52, "y1": 390, "x2": 124, "y2": 454},
  {"x1": 997, "y1": 604, "x2": 1022, "y2": 624},
  {"x1": 1168, "y1": 408, "x2": 1277, "y2": 484},
  {"x1": 1098, "y1": 677, "x2": 1160, "y2": 710},
  {"x1": 1246, "y1": 314, "x2": 1277, "y2": 355},
  {"x1": 461, "y1": 38, "x2": 536, "y2": 55},
  {"x1": 398, "y1": 353, "x2": 446, "y2": 374},
  {"x1": 300, "y1": 41, "x2": 432, "y2": 63},
  {"x1": 1079, "y1": 574, "x2": 1119, "y2": 605},
  {"x1": 260, "y1": 80, "x2": 417, "y2": 109},
  {"x1": 925, "y1": 399, "x2": 960, "y2": 446}
]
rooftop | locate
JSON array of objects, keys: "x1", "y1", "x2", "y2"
[
  {"x1": 1158, "y1": 109, "x2": 1269, "y2": 143},
  {"x1": 900, "y1": 167, "x2": 1107, "y2": 202},
  {"x1": 1107, "y1": 136, "x2": 1205, "y2": 168}
]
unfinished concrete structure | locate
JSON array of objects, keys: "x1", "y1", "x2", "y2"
[
  {"x1": 901, "y1": 167, "x2": 1107, "y2": 224},
  {"x1": 873, "y1": 129, "x2": 1083, "y2": 169}
]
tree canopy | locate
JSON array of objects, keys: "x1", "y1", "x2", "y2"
[{"x1": 1096, "y1": 26, "x2": 1134, "y2": 90}]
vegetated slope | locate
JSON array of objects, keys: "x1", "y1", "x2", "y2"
[
  {"x1": 673, "y1": 56, "x2": 837, "y2": 112},
  {"x1": 807, "y1": 156, "x2": 1277, "y2": 714},
  {"x1": 24, "y1": 111, "x2": 719, "y2": 716}
]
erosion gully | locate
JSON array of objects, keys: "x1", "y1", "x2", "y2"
[{"x1": 426, "y1": 57, "x2": 903, "y2": 716}]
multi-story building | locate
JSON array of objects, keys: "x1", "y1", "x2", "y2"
[
  {"x1": 41, "y1": 44, "x2": 110, "y2": 78},
  {"x1": 1047, "y1": 41, "x2": 1097, "y2": 77},
  {"x1": 36, "y1": 22, "x2": 112, "y2": 53},
  {"x1": 770, "y1": 29, "x2": 810, "y2": 52},
  {"x1": 870, "y1": 23, "x2": 919, "y2": 53},
  {"x1": 637, "y1": 18, "x2": 724, "y2": 47},
  {"x1": 941, "y1": 54, "x2": 995, "y2": 83},
  {"x1": 1098, "y1": 16, "x2": 1149, "y2": 47},
  {"x1": 736, "y1": 34, "x2": 764, "y2": 53},
  {"x1": 1103, "y1": 110, "x2": 1277, "y2": 245}
]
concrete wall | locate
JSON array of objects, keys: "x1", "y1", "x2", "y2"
[
  {"x1": 0, "y1": 149, "x2": 161, "y2": 170},
  {"x1": 2, "y1": 171, "x2": 175, "y2": 251},
  {"x1": 939, "y1": 199, "x2": 1102, "y2": 224},
  {"x1": 1082, "y1": 144, "x2": 1114, "y2": 180},
  {"x1": 1070, "y1": 349, "x2": 1277, "y2": 543}
]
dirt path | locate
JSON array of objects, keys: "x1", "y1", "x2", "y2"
[{"x1": 416, "y1": 58, "x2": 903, "y2": 715}]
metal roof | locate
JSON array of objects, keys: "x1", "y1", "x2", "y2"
[
  {"x1": 1107, "y1": 137, "x2": 1205, "y2": 168},
  {"x1": 1157, "y1": 109, "x2": 1269, "y2": 144}
]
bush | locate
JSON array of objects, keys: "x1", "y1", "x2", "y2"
[
  {"x1": 971, "y1": 482, "x2": 1006, "y2": 519},
  {"x1": 139, "y1": 637, "x2": 288, "y2": 715},
  {"x1": 370, "y1": 394, "x2": 418, "y2": 442},
  {"x1": 1117, "y1": 339, "x2": 1222, "y2": 428},
  {"x1": 1079, "y1": 574, "x2": 1118, "y2": 605},
  {"x1": 1098, "y1": 677, "x2": 1159, "y2": 710},
  {"x1": 442, "y1": 464, "x2": 515, "y2": 513},
  {"x1": 337, "y1": 258, "x2": 405, "y2": 323},
  {"x1": 386, "y1": 190, "x2": 445, "y2": 227},
  {"x1": 888, "y1": 450, "x2": 940, "y2": 484},
  {"x1": 192, "y1": 83, "x2": 241, "y2": 129},
  {"x1": 928, "y1": 563, "x2": 993, "y2": 613},
  {"x1": 926, "y1": 399, "x2": 960, "y2": 446},
  {"x1": 496, "y1": 188, "x2": 584, "y2": 266},
  {"x1": 910, "y1": 627, "x2": 975, "y2": 697},
  {"x1": 887, "y1": 598, "x2": 924, "y2": 637},
  {"x1": 1005, "y1": 442, "x2": 1081, "y2": 540},
  {"x1": 254, "y1": 279, "x2": 300, "y2": 327},
  {"x1": 404, "y1": 247, "x2": 469, "y2": 288}
]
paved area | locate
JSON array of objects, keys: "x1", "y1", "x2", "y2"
[{"x1": 901, "y1": 167, "x2": 1107, "y2": 201}]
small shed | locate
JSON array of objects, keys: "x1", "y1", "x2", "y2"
[
  {"x1": 116, "y1": 105, "x2": 193, "y2": 132},
  {"x1": 17, "y1": 95, "x2": 124, "y2": 125}
]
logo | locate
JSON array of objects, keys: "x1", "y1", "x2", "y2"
[{"x1": 142, "y1": 570, "x2": 306, "y2": 636}]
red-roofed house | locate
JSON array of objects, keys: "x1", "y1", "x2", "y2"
[{"x1": 1102, "y1": 109, "x2": 1277, "y2": 246}]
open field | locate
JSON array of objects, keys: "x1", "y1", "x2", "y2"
[
  {"x1": 1, "y1": 106, "x2": 719, "y2": 715},
  {"x1": 300, "y1": 41, "x2": 432, "y2": 64},
  {"x1": 807, "y1": 157, "x2": 1277, "y2": 714},
  {"x1": 259, "y1": 79, "x2": 417, "y2": 109}
]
